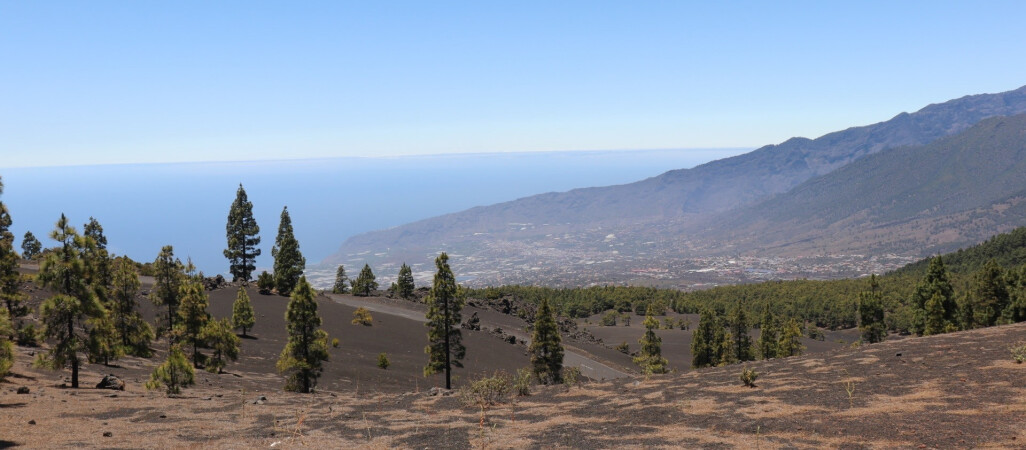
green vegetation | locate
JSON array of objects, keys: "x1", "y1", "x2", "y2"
[
  {"x1": 150, "y1": 245, "x2": 186, "y2": 334},
  {"x1": 177, "y1": 280, "x2": 210, "y2": 367},
  {"x1": 332, "y1": 264, "x2": 349, "y2": 294},
  {"x1": 0, "y1": 308, "x2": 15, "y2": 381},
  {"x1": 1012, "y1": 342, "x2": 1026, "y2": 364},
  {"x1": 351, "y1": 307, "x2": 373, "y2": 326},
  {"x1": 271, "y1": 206, "x2": 305, "y2": 296},
  {"x1": 351, "y1": 263, "x2": 378, "y2": 296},
  {"x1": 277, "y1": 277, "x2": 329, "y2": 393},
  {"x1": 223, "y1": 184, "x2": 261, "y2": 283},
  {"x1": 256, "y1": 271, "x2": 274, "y2": 295},
  {"x1": 740, "y1": 367, "x2": 758, "y2": 387},
  {"x1": 424, "y1": 252, "x2": 465, "y2": 389},
  {"x1": 21, "y1": 231, "x2": 41, "y2": 260},
  {"x1": 377, "y1": 352, "x2": 390, "y2": 369},
  {"x1": 146, "y1": 344, "x2": 195, "y2": 396},
  {"x1": 110, "y1": 257, "x2": 154, "y2": 356},
  {"x1": 0, "y1": 183, "x2": 23, "y2": 327},
  {"x1": 777, "y1": 318, "x2": 805, "y2": 358},
  {"x1": 231, "y1": 287, "x2": 256, "y2": 337},
  {"x1": 857, "y1": 275, "x2": 886, "y2": 343},
  {"x1": 396, "y1": 262, "x2": 415, "y2": 299},
  {"x1": 634, "y1": 312, "x2": 669, "y2": 374},
  {"x1": 727, "y1": 296, "x2": 755, "y2": 362},
  {"x1": 757, "y1": 306, "x2": 778, "y2": 359},
  {"x1": 529, "y1": 297, "x2": 563, "y2": 384},
  {"x1": 200, "y1": 318, "x2": 240, "y2": 374},
  {"x1": 35, "y1": 214, "x2": 105, "y2": 388}
]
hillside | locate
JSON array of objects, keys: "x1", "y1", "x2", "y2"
[
  {"x1": 5, "y1": 318, "x2": 1024, "y2": 447},
  {"x1": 689, "y1": 113, "x2": 1026, "y2": 257},
  {"x1": 326, "y1": 85, "x2": 1026, "y2": 285}
]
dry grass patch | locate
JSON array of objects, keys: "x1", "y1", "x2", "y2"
[{"x1": 834, "y1": 381, "x2": 946, "y2": 417}]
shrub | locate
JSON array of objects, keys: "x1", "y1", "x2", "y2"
[
  {"x1": 351, "y1": 307, "x2": 373, "y2": 326},
  {"x1": 146, "y1": 345, "x2": 195, "y2": 396},
  {"x1": 256, "y1": 271, "x2": 274, "y2": 294},
  {"x1": 600, "y1": 310, "x2": 617, "y2": 326},
  {"x1": 620, "y1": 313, "x2": 631, "y2": 327},
  {"x1": 331, "y1": 337, "x2": 340, "y2": 348},
  {"x1": 513, "y1": 367, "x2": 532, "y2": 396},
  {"x1": 377, "y1": 352, "x2": 390, "y2": 369},
  {"x1": 459, "y1": 371, "x2": 512, "y2": 408},
  {"x1": 616, "y1": 341, "x2": 630, "y2": 354},
  {"x1": 1012, "y1": 342, "x2": 1026, "y2": 364},
  {"x1": 16, "y1": 323, "x2": 39, "y2": 347},
  {"x1": 562, "y1": 366, "x2": 582, "y2": 387},
  {"x1": 740, "y1": 367, "x2": 759, "y2": 387}
]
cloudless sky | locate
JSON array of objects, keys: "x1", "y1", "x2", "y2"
[{"x1": 2, "y1": 1, "x2": 1026, "y2": 167}]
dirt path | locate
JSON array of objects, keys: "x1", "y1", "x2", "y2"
[{"x1": 326, "y1": 293, "x2": 631, "y2": 380}]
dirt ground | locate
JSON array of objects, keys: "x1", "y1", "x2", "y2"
[{"x1": 3, "y1": 319, "x2": 1026, "y2": 448}]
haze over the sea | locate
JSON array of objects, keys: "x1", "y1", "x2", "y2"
[{"x1": 0, "y1": 148, "x2": 746, "y2": 277}]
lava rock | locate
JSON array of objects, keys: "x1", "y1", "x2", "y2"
[{"x1": 96, "y1": 374, "x2": 125, "y2": 391}]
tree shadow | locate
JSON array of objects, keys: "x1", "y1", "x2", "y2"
[
  {"x1": 0, "y1": 402, "x2": 27, "y2": 409},
  {"x1": 0, "y1": 440, "x2": 19, "y2": 448},
  {"x1": 238, "y1": 334, "x2": 258, "y2": 340}
]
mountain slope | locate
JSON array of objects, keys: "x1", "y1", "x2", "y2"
[
  {"x1": 691, "y1": 114, "x2": 1026, "y2": 257},
  {"x1": 327, "y1": 85, "x2": 1026, "y2": 280}
]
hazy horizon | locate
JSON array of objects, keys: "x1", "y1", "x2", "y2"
[{"x1": 0, "y1": 148, "x2": 747, "y2": 277}]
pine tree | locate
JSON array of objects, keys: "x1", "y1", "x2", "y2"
[
  {"x1": 691, "y1": 309, "x2": 720, "y2": 368},
  {"x1": 223, "y1": 184, "x2": 262, "y2": 283},
  {"x1": 529, "y1": 297, "x2": 564, "y2": 384},
  {"x1": 110, "y1": 257, "x2": 153, "y2": 356},
  {"x1": 0, "y1": 308, "x2": 14, "y2": 382},
  {"x1": 634, "y1": 312, "x2": 669, "y2": 374},
  {"x1": 177, "y1": 280, "x2": 210, "y2": 368},
  {"x1": 423, "y1": 253, "x2": 465, "y2": 389},
  {"x1": 146, "y1": 344, "x2": 195, "y2": 396},
  {"x1": 36, "y1": 214, "x2": 105, "y2": 388},
  {"x1": 81, "y1": 217, "x2": 112, "y2": 300},
  {"x1": 757, "y1": 306, "x2": 778, "y2": 359},
  {"x1": 910, "y1": 256, "x2": 956, "y2": 335},
  {"x1": 352, "y1": 264, "x2": 378, "y2": 297},
  {"x1": 150, "y1": 246, "x2": 186, "y2": 335},
  {"x1": 332, "y1": 265, "x2": 349, "y2": 294},
  {"x1": 718, "y1": 329, "x2": 736, "y2": 366},
  {"x1": 727, "y1": 297, "x2": 755, "y2": 362},
  {"x1": 271, "y1": 206, "x2": 305, "y2": 296},
  {"x1": 857, "y1": 274, "x2": 886, "y2": 343},
  {"x1": 276, "y1": 277, "x2": 329, "y2": 393},
  {"x1": 21, "y1": 231, "x2": 41, "y2": 259},
  {"x1": 957, "y1": 284, "x2": 975, "y2": 330},
  {"x1": 231, "y1": 287, "x2": 256, "y2": 337},
  {"x1": 200, "y1": 318, "x2": 239, "y2": 374},
  {"x1": 777, "y1": 318, "x2": 805, "y2": 358},
  {"x1": 256, "y1": 271, "x2": 274, "y2": 295},
  {"x1": 970, "y1": 259, "x2": 1009, "y2": 327},
  {"x1": 923, "y1": 292, "x2": 948, "y2": 335},
  {"x1": 396, "y1": 263, "x2": 415, "y2": 299},
  {"x1": 0, "y1": 196, "x2": 21, "y2": 325},
  {"x1": 87, "y1": 313, "x2": 122, "y2": 365}
]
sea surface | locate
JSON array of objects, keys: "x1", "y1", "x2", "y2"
[{"x1": 0, "y1": 148, "x2": 747, "y2": 281}]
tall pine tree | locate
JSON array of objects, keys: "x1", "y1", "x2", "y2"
[
  {"x1": 332, "y1": 265, "x2": 349, "y2": 294},
  {"x1": 757, "y1": 305, "x2": 778, "y2": 359},
  {"x1": 21, "y1": 231, "x2": 41, "y2": 259},
  {"x1": 529, "y1": 297, "x2": 564, "y2": 384},
  {"x1": 36, "y1": 214, "x2": 105, "y2": 388},
  {"x1": 857, "y1": 274, "x2": 887, "y2": 342},
  {"x1": 728, "y1": 296, "x2": 755, "y2": 362},
  {"x1": 271, "y1": 206, "x2": 305, "y2": 296},
  {"x1": 424, "y1": 253, "x2": 465, "y2": 389},
  {"x1": 396, "y1": 263, "x2": 415, "y2": 299},
  {"x1": 352, "y1": 264, "x2": 378, "y2": 296},
  {"x1": 150, "y1": 246, "x2": 186, "y2": 336},
  {"x1": 276, "y1": 277, "x2": 329, "y2": 393},
  {"x1": 110, "y1": 257, "x2": 153, "y2": 356},
  {"x1": 691, "y1": 309, "x2": 720, "y2": 368},
  {"x1": 0, "y1": 183, "x2": 22, "y2": 325},
  {"x1": 910, "y1": 256, "x2": 957, "y2": 335},
  {"x1": 177, "y1": 280, "x2": 210, "y2": 367},
  {"x1": 223, "y1": 184, "x2": 261, "y2": 283},
  {"x1": 970, "y1": 259, "x2": 1009, "y2": 327},
  {"x1": 777, "y1": 318, "x2": 805, "y2": 358}
]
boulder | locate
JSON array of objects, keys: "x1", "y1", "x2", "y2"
[{"x1": 96, "y1": 374, "x2": 125, "y2": 391}]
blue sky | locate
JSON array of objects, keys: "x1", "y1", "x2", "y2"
[{"x1": 2, "y1": 1, "x2": 1026, "y2": 168}]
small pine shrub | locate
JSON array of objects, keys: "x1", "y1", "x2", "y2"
[
  {"x1": 562, "y1": 366, "x2": 581, "y2": 387},
  {"x1": 351, "y1": 307, "x2": 373, "y2": 326},
  {"x1": 740, "y1": 367, "x2": 759, "y2": 387},
  {"x1": 377, "y1": 352, "x2": 390, "y2": 369},
  {"x1": 331, "y1": 338, "x2": 340, "y2": 348},
  {"x1": 513, "y1": 367, "x2": 532, "y2": 396},
  {"x1": 16, "y1": 324, "x2": 39, "y2": 347},
  {"x1": 1012, "y1": 342, "x2": 1026, "y2": 364},
  {"x1": 616, "y1": 341, "x2": 630, "y2": 354},
  {"x1": 256, "y1": 271, "x2": 274, "y2": 295},
  {"x1": 146, "y1": 345, "x2": 195, "y2": 396}
]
